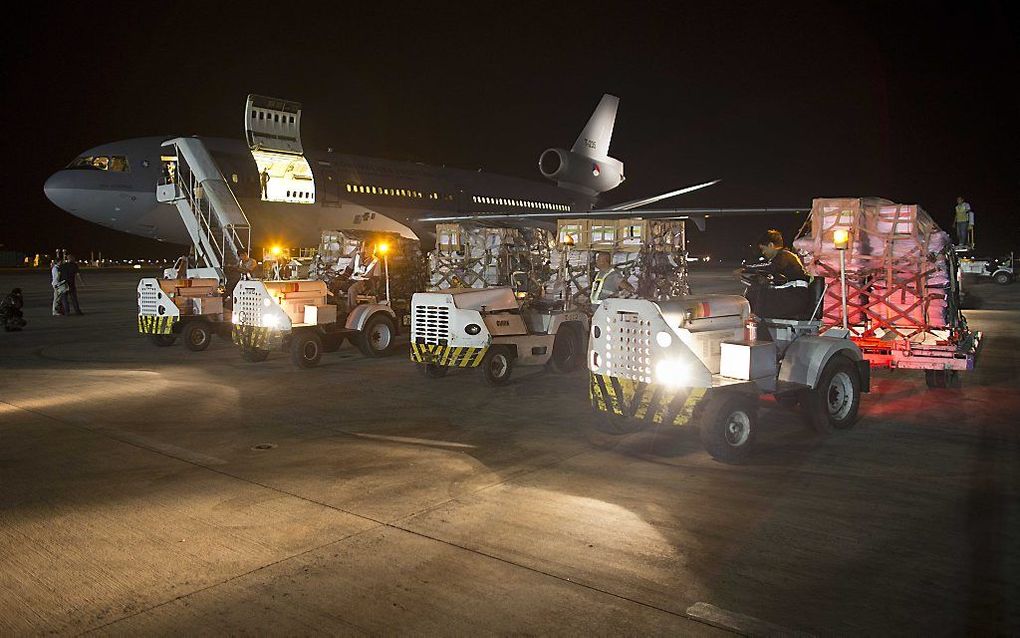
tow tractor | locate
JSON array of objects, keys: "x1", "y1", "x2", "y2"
[
  {"x1": 587, "y1": 281, "x2": 870, "y2": 463},
  {"x1": 232, "y1": 237, "x2": 417, "y2": 367},
  {"x1": 958, "y1": 251, "x2": 1014, "y2": 285},
  {"x1": 410, "y1": 287, "x2": 589, "y2": 384},
  {"x1": 137, "y1": 274, "x2": 230, "y2": 350}
]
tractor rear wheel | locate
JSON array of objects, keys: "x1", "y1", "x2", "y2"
[
  {"x1": 803, "y1": 356, "x2": 862, "y2": 432},
  {"x1": 183, "y1": 321, "x2": 212, "y2": 352}
]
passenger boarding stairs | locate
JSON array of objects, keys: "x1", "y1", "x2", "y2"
[{"x1": 156, "y1": 137, "x2": 251, "y2": 283}]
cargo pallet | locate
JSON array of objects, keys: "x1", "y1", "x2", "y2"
[{"x1": 796, "y1": 197, "x2": 980, "y2": 386}]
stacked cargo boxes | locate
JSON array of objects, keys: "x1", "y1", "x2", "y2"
[
  {"x1": 160, "y1": 278, "x2": 223, "y2": 316},
  {"x1": 794, "y1": 197, "x2": 958, "y2": 339},
  {"x1": 549, "y1": 218, "x2": 688, "y2": 306},
  {"x1": 316, "y1": 230, "x2": 426, "y2": 316},
  {"x1": 428, "y1": 223, "x2": 552, "y2": 290},
  {"x1": 424, "y1": 219, "x2": 691, "y2": 309}
]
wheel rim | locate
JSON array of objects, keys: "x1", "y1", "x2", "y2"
[
  {"x1": 724, "y1": 410, "x2": 751, "y2": 447},
  {"x1": 303, "y1": 341, "x2": 319, "y2": 360},
  {"x1": 190, "y1": 328, "x2": 207, "y2": 347},
  {"x1": 490, "y1": 354, "x2": 509, "y2": 378},
  {"x1": 370, "y1": 322, "x2": 392, "y2": 350},
  {"x1": 827, "y1": 371, "x2": 855, "y2": 420}
]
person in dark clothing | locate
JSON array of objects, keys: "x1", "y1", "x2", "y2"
[
  {"x1": 58, "y1": 254, "x2": 84, "y2": 315},
  {"x1": 742, "y1": 229, "x2": 809, "y2": 283},
  {"x1": 740, "y1": 229, "x2": 811, "y2": 318},
  {"x1": 1, "y1": 288, "x2": 27, "y2": 331}
]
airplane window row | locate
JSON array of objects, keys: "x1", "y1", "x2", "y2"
[
  {"x1": 286, "y1": 190, "x2": 313, "y2": 199},
  {"x1": 345, "y1": 183, "x2": 455, "y2": 202},
  {"x1": 251, "y1": 110, "x2": 296, "y2": 125},
  {"x1": 67, "y1": 155, "x2": 130, "y2": 172},
  {"x1": 471, "y1": 195, "x2": 569, "y2": 211}
]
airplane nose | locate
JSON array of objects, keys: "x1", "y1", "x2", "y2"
[{"x1": 43, "y1": 171, "x2": 78, "y2": 212}]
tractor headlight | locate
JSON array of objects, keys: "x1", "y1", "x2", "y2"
[
  {"x1": 465, "y1": 323, "x2": 481, "y2": 335},
  {"x1": 262, "y1": 314, "x2": 282, "y2": 329},
  {"x1": 655, "y1": 359, "x2": 688, "y2": 387}
]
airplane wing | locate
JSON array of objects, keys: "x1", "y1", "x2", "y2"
[
  {"x1": 600, "y1": 179, "x2": 721, "y2": 211},
  {"x1": 418, "y1": 178, "x2": 803, "y2": 227},
  {"x1": 419, "y1": 206, "x2": 805, "y2": 228}
]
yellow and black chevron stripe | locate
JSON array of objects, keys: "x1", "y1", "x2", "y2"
[
  {"x1": 410, "y1": 343, "x2": 487, "y2": 367},
  {"x1": 138, "y1": 315, "x2": 178, "y2": 335},
  {"x1": 233, "y1": 325, "x2": 276, "y2": 350},
  {"x1": 589, "y1": 373, "x2": 707, "y2": 426}
]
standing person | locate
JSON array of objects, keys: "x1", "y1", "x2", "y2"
[
  {"x1": 237, "y1": 251, "x2": 258, "y2": 279},
  {"x1": 259, "y1": 168, "x2": 271, "y2": 199},
  {"x1": 590, "y1": 252, "x2": 635, "y2": 305},
  {"x1": 954, "y1": 196, "x2": 972, "y2": 248},
  {"x1": 50, "y1": 258, "x2": 65, "y2": 316},
  {"x1": 58, "y1": 254, "x2": 84, "y2": 315}
]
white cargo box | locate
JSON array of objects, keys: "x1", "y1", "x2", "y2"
[
  {"x1": 192, "y1": 297, "x2": 223, "y2": 316},
  {"x1": 720, "y1": 340, "x2": 777, "y2": 381},
  {"x1": 448, "y1": 287, "x2": 520, "y2": 312},
  {"x1": 304, "y1": 304, "x2": 337, "y2": 325}
]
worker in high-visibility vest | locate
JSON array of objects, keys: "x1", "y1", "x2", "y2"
[
  {"x1": 590, "y1": 252, "x2": 634, "y2": 305},
  {"x1": 954, "y1": 196, "x2": 972, "y2": 248}
]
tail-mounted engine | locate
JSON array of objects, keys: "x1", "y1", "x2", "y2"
[{"x1": 538, "y1": 94, "x2": 626, "y2": 196}]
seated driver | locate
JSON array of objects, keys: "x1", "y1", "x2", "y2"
[
  {"x1": 346, "y1": 243, "x2": 380, "y2": 307},
  {"x1": 740, "y1": 229, "x2": 811, "y2": 318},
  {"x1": 590, "y1": 252, "x2": 635, "y2": 306}
]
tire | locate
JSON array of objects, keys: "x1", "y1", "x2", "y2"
[
  {"x1": 422, "y1": 364, "x2": 448, "y2": 378},
  {"x1": 481, "y1": 347, "x2": 514, "y2": 386},
  {"x1": 925, "y1": 369, "x2": 961, "y2": 389},
  {"x1": 549, "y1": 323, "x2": 585, "y2": 373},
  {"x1": 356, "y1": 313, "x2": 396, "y2": 357},
  {"x1": 182, "y1": 321, "x2": 212, "y2": 352},
  {"x1": 803, "y1": 356, "x2": 862, "y2": 432},
  {"x1": 290, "y1": 333, "x2": 323, "y2": 368},
  {"x1": 149, "y1": 334, "x2": 176, "y2": 347},
  {"x1": 994, "y1": 271, "x2": 1013, "y2": 285},
  {"x1": 241, "y1": 347, "x2": 270, "y2": 362},
  {"x1": 699, "y1": 393, "x2": 759, "y2": 464}
]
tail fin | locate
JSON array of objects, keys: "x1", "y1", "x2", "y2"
[{"x1": 571, "y1": 94, "x2": 618, "y2": 159}]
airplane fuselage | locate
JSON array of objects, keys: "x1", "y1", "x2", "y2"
[{"x1": 44, "y1": 136, "x2": 593, "y2": 251}]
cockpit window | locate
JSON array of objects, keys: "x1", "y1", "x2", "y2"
[{"x1": 66, "y1": 155, "x2": 130, "y2": 172}]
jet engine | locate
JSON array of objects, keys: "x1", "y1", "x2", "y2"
[
  {"x1": 538, "y1": 94, "x2": 626, "y2": 196},
  {"x1": 538, "y1": 147, "x2": 625, "y2": 196}
]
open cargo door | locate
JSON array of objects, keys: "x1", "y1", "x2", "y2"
[{"x1": 245, "y1": 94, "x2": 315, "y2": 205}]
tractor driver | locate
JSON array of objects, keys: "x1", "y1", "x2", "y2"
[
  {"x1": 740, "y1": 229, "x2": 811, "y2": 318},
  {"x1": 590, "y1": 252, "x2": 635, "y2": 306},
  {"x1": 346, "y1": 242, "x2": 380, "y2": 308}
]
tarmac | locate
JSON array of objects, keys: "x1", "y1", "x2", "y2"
[{"x1": 1, "y1": 267, "x2": 1018, "y2": 635}]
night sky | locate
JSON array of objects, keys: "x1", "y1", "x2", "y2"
[{"x1": 5, "y1": 2, "x2": 1018, "y2": 259}]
